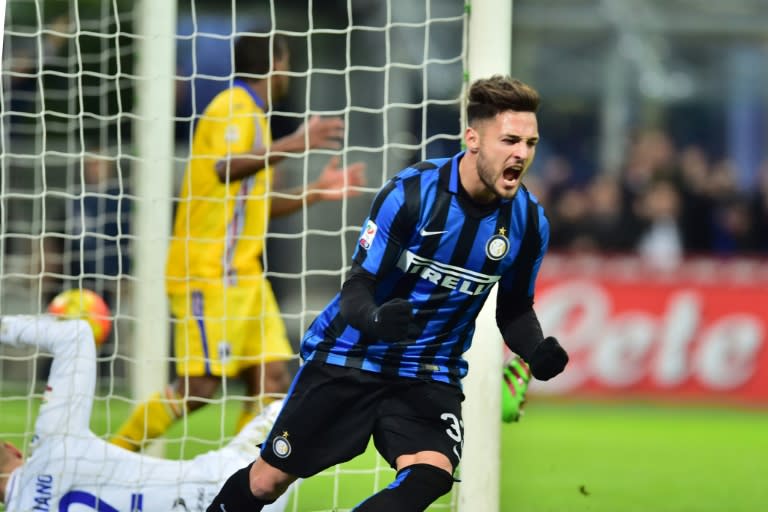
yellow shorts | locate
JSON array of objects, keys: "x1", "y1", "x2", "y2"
[{"x1": 169, "y1": 282, "x2": 294, "y2": 377}]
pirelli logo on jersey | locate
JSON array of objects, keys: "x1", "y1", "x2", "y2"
[{"x1": 397, "y1": 251, "x2": 500, "y2": 295}]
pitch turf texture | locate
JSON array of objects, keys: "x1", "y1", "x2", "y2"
[{"x1": 2, "y1": 396, "x2": 767, "y2": 511}]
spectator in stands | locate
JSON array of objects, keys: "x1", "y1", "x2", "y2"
[
  {"x1": 712, "y1": 195, "x2": 757, "y2": 254},
  {"x1": 677, "y1": 145, "x2": 714, "y2": 253},
  {"x1": 63, "y1": 149, "x2": 131, "y2": 309},
  {"x1": 4, "y1": 15, "x2": 69, "y2": 134},
  {"x1": 704, "y1": 158, "x2": 752, "y2": 254},
  {"x1": 583, "y1": 174, "x2": 634, "y2": 252},
  {"x1": 621, "y1": 130, "x2": 677, "y2": 200},
  {"x1": 547, "y1": 187, "x2": 594, "y2": 252},
  {"x1": 750, "y1": 159, "x2": 768, "y2": 253},
  {"x1": 635, "y1": 178, "x2": 684, "y2": 270}
]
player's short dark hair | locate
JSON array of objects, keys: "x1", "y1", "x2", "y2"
[
  {"x1": 467, "y1": 75, "x2": 540, "y2": 124},
  {"x1": 233, "y1": 31, "x2": 289, "y2": 79}
]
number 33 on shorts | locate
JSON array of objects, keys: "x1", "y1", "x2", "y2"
[{"x1": 440, "y1": 412, "x2": 464, "y2": 461}]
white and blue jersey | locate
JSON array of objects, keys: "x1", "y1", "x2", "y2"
[
  {"x1": 0, "y1": 316, "x2": 289, "y2": 512},
  {"x1": 301, "y1": 151, "x2": 549, "y2": 387}
]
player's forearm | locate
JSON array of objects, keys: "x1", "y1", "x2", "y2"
[
  {"x1": 215, "y1": 133, "x2": 306, "y2": 183},
  {"x1": 0, "y1": 316, "x2": 94, "y2": 358},
  {"x1": 0, "y1": 316, "x2": 96, "y2": 431},
  {"x1": 497, "y1": 303, "x2": 569, "y2": 381},
  {"x1": 338, "y1": 265, "x2": 413, "y2": 341},
  {"x1": 498, "y1": 306, "x2": 543, "y2": 361},
  {"x1": 339, "y1": 267, "x2": 378, "y2": 331}
]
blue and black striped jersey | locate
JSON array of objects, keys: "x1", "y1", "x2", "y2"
[{"x1": 300, "y1": 151, "x2": 549, "y2": 387}]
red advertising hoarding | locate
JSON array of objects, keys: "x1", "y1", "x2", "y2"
[{"x1": 532, "y1": 255, "x2": 768, "y2": 404}]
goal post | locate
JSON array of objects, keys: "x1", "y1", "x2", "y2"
[
  {"x1": 460, "y1": 1, "x2": 513, "y2": 511},
  {"x1": 130, "y1": 0, "x2": 177, "y2": 455}
]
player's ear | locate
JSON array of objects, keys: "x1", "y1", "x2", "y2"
[{"x1": 464, "y1": 125, "x2": 479, "y2": 151}]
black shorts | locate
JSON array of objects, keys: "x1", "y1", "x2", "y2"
[{"x1": 260, "y1": 361, "x2": 465, "y2": 478}]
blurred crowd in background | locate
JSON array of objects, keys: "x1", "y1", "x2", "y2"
[{"x1": 529, "y1": 130, "x2": 768, "y2": 265}]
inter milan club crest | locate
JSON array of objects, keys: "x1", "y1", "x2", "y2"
[
  {"x1": 485, "y1": 227, "x2": 510, "y2": 261},
  {"x1": 272, "y1": 431, "x2": 292, "y2": 458}
]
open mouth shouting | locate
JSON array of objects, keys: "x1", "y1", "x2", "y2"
[{"x1": 502, "y1": 166, "x2": 523, "y2": 188}]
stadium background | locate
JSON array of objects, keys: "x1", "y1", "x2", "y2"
[{"x1": 1, "y1": 0, "x2": 767, "y2": 511}]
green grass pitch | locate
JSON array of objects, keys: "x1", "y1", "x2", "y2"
[{"x1": 1, "y1": 395, "x2": 766, "y2": 511}]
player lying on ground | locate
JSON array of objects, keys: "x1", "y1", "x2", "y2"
[{"x1": 0, "y1": 315, "x2": 293, "y2": 512}]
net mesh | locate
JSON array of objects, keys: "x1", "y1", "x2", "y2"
[{"x1": 1, "y1": 1, "x2": 467, "y2": 510}]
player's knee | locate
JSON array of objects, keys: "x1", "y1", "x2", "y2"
[
  {"x1": 354, "y1": 463, "x2": 454, "y2": 511},
  {"x1": 249, "y1": 459, "x2": 295, "y2": 501}
]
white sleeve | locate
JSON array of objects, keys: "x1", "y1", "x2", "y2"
[
  {"x1": 225, "y1": 399, "x2": 284, "y2": 457},
  {"x1": 0, "y1": 315, "x2": 96, "y2": 436}
]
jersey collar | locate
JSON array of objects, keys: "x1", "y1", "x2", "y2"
[
  {"x1": 446, "y1": 151, "x2": 464, "y2": 194},
  {"x1": 232, "y1": 78, "x2": 267, "y2": 111}
]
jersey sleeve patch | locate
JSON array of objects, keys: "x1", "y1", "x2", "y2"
[{"x1": 359, "y1": 219, "x2": 378, "y2": 250}]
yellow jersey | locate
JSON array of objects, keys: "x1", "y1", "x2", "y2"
[{"x1": 166, "y1": 81, "x2": 272, "y2": 293}]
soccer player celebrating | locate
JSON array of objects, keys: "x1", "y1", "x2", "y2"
[
  {"x1": 111, "y1": 30, "x2": 366, "y2": 451},
  {"x1": 0, "y1": 315, "x2": 292, "y2": 512},
  {"x1": 207, "y1": 75, "x2": 569, "y2": 512}
]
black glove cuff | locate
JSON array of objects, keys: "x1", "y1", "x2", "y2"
[{"x1": 339, "y1": 268, "x2": 379, "y2": 335}]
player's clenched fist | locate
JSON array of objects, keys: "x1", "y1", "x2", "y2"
[
  {"x1": 367, "y1": 298, "x2": 413, "y2": 341},
  {"x1": 528, "y1": 336, "x2": 568, "y2": 381}
]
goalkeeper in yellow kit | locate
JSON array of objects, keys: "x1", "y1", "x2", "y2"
[{"x1": 112, "y1": 31, "x2": 366, "y2": 450}]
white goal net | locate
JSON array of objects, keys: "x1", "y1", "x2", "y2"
[{"x1": 0, "y1": 1, "x2": 505, "y2": 511}]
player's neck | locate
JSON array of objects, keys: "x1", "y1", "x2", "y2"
[
  {"x1": 458, "y1": 152, "x2": 496, "y2": 204},
  {"x1": 244, "y1": 79, "x2": 272, "y2": 108}
]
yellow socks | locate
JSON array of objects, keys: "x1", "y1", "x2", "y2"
[
  {"x1": 111, "y1": 386, "x2": 184, "y2": 451},
  {"x1": 111, "y1": 387, "x2": 281, "y2": 448}
]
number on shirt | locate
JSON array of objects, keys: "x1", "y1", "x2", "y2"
[{"x1": 58, "y1": 491, "x2": 143, "y2": 511}]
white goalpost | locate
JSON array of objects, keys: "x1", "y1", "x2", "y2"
[
  {"x1": 130, "y1": 0, "x2": 176, "y2": 457},
  {"x1": 460, "y1": 1, "x2": 513, "y2": 511},
  {"x1": 0, "y1": 0, "x2": 512, "y2": 510}
]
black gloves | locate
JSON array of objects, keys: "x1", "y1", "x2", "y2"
[
  {"x1": 366, "y1": 298, "x2": 413, "y2": 341},
  {"x1": 338, "y1": 268, "x2": 413, "y2": 342},
  {"x1": 528, "y1": 336, "x2": 569, "y2": 381}
]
